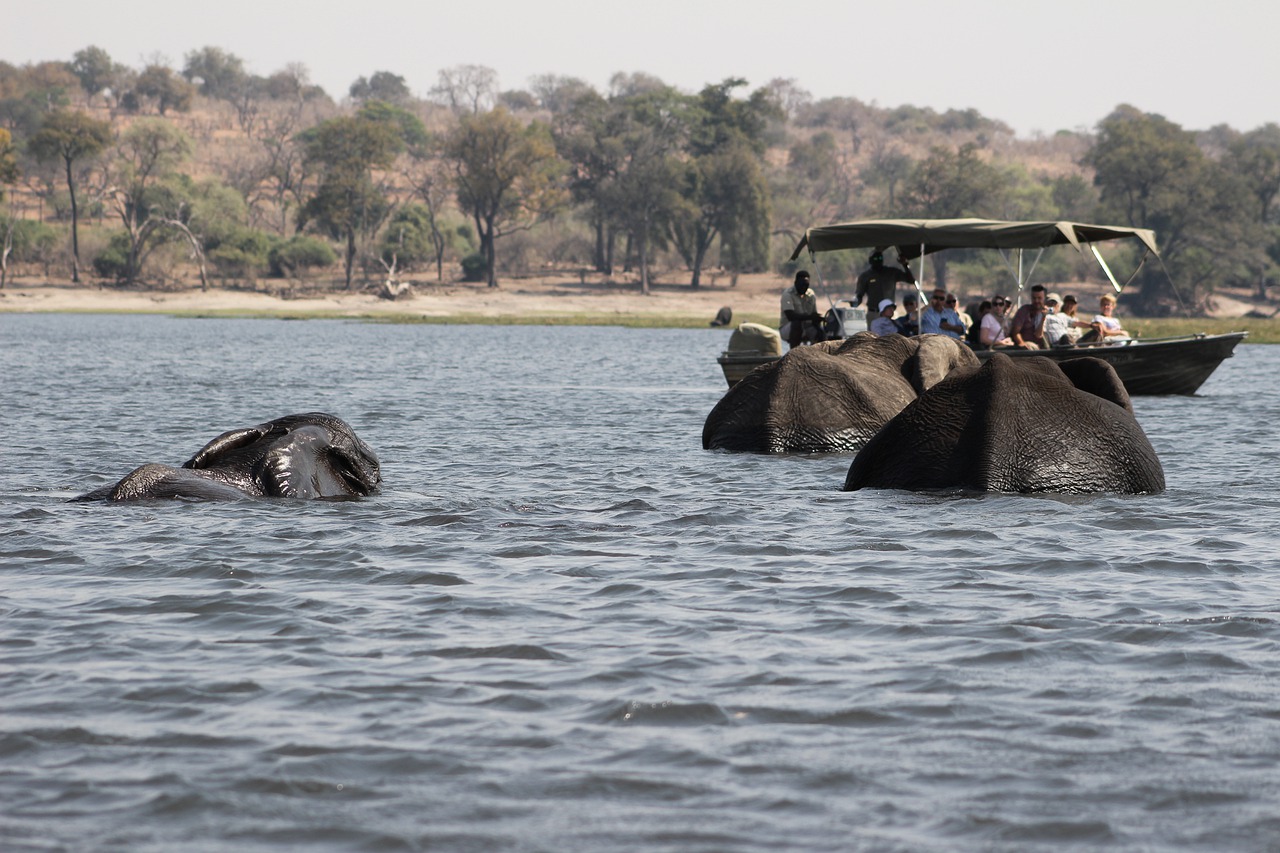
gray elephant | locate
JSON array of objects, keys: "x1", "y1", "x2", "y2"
[
  {"x1": 844, "y1": 354, "x2": 1165, "y2": 493},
  {"x1": 703, "y1": 333, "x2": 979, "y2": 453},
  {"x1": 72, "y1": 412, "x2": 381, "y2": 501}
]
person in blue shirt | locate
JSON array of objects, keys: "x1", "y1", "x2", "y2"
[
  {"x1": 919, "y1": 288, "x2": 965, "y2": 338},
  {"x1": 894, "y1": 293, "x2": 920, "y2": 336}
]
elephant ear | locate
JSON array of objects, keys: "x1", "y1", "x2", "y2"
[
  {"x1": 1056, "y1": 357, "x2": 1133, "y2": 413},
  {"x1": 183, "y1": 426, "x2": 272, "y2": 469},
  {"x1": 908, "y1": 335, "x2": 981, "y2": 394}
]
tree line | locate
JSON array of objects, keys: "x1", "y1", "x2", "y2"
[{"x1": 1, "y1": 46, "x2": 1278, "y2": 311}]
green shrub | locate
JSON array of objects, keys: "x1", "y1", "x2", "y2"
[
  {"x1": 268, "y1": 235, "x2": 336, "y2": 277},
  {"x1": 1, "y1": 217, "x2": 59, "y2": 263},
  {"x1": 208, "y1": 228, "x2": 276, "y2": 277},
  {"x1": 460, "y1": 252, "x2": 487, "y2": 282},
  {"x1": 92, "y1": 231, "x2": 133, "y2": 280}
]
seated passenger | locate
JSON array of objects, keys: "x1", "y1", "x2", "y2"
[
  {"x1": 1042, "y1": 293, "x2": 1092, "y2": 346},
  {"x1": 780, "y1": 270, "x2": 824, "y2": 349},
  {"x1": 979, "y1": 296, "x2": 1015, "y2": 348},
  {"x1": 895, "y1": 293, "x2": 920, "y2": 336},
  {"x1": 1079, "y1": 293, "x2": 1130, "y2": 344},
  {"x1": 870, "y1": 299, "x2": 900, "y2": 336},
  {"x1": 920, "y1": 288, "x2": 965, "y2": 339},
  {"x1": 966, "y1": 300, "x2": 992, "y2": 348}
]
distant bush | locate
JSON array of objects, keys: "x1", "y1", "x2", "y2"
[
  {"x1": 460, "y1": 252, "x2": 487, "y2": 282},
  {"x1": 208, "y1": 228, "x2": 276, "y2": 278},
  {"x1": 268, "y1": 234, "x2": 336, "y2": 277},
  {"x1": 1, "y1": 217, "x2": 59, "y2": 264},
  {"x1": 92, "y1": 231, "x2": 133, "y2": 280}
]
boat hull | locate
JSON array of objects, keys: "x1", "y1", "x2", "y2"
[
  {"x1": 717, "y1": 332, "x2": 1247, "y2": 395},
  {"x1": 973, "y1": 332, "x2": 1247, "y2": 395}
]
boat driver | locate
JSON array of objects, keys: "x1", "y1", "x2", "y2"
[
  {"x1": 852, "y1": 251, "x2": 915, "y2": 329},
  {"x1": 780, "y1": 270, "x2": 824, "y2": 349}
]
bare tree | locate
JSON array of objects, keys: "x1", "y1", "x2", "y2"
[{"x1": 430, "y1": 65, "x2": 498, "y2": 115}]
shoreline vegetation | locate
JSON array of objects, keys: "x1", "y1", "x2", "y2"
[{"x1": 3, "y1": 274, "x2": 1277, "y2": 341}]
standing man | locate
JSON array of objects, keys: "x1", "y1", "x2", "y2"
[
  {"x1": 920, "y1": 288, "x2": 966, "y2": 338},
  {"x1": 1008, "y1": 284, "x2": 1048, "y2": 349},
  {"x1": 853, "y1": 251, "x2": 915, "y2": 329},
  {"x1": 780, "y1": 270, "x2": 824, "y2": 349}
]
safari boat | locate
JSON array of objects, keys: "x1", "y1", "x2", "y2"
[{"x1": 715, "y1": 218, "x2": 1246, "y2": 394}]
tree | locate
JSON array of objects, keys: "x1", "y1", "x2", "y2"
[
  {"x1": 0, "y1": 128, "x2": 17, "y2": 191},
  {"x1": 27, "y1": 110, "x2": 113, "y2": 282},
  {"x1": 1084, "y1": 105, "x2": 1253, "y2": 310},
  {"x1": 133, "y1": 64, "x2": 194, "y2": 115},
  {"x1": 431, "y1": 65, "x2": 498, "y2": 114},
  {"x1": 444, "y1": 107, "x2": 566, "y2": 287},
  {"x1": 901, "y1": 143, "x2": 1009, "y2": 288},
  {"x1": 182, "y1": 47, "x2": 248, "y2": 101},
  {"x1": 669, "y1": 79, "x2": 777, "y2": 286},
  {"x1": 349, "y1": 71, "x2": 411, "y2": 105},
  {"x1": 1224, "y1": 124, "x2": 1280, "y2": 296},
  {"x1": 69, "y1": 46, "x2": 117, "y2": 102},
  {"x1": 529, "y1": 75, "x2": 596, "y2": 115},
  {"x1": 403, "y1": 133, "x2": 460, "y2": 282},
  {"x1": 103, "y1": 118, "x2": 196, "y2": 285},
  {"x1": 298, "y1": 114, "x2": 404, "y2": 288},
  {"x1": 600, "y1": 88, "x2": 690, "y2": 294},
  {"x1": 553, "y1": 90, "x2": 627, "y2": 273}
]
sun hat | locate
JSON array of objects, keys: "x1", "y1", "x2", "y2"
[
  {"x1": 1046, "y1": 292, "x2": 1061, "y2": 305},
  {"x1": 878, "y1": 298, "x2": 895, "y2": 313}
]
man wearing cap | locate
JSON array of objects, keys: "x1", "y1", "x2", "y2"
[
  {"x1": 920, "y1": 288, "x2": 965, "y2": 338},
  {"x1": 895, "y1": 293, "x2": 920, "y2": 337},
  {"x1": 1008, "y1": 284, "x2": 1048, "y2": 349},
  {"x1": 780, "y1": 270, "x2": 824, "y2": 349},
  {"x1": 1043, "y1": 293, "x2": 1090, "y2": 346},
  {"x1": 853, "y1": 251, "x2": 915, "y2": 329},
  {"x1": 870, "y1": 298, "x2": 899, "y2": 336}
]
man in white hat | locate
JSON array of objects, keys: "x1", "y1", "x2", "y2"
[{"x1": 870, "y1": 298, "x2": 899, "y2": 336}]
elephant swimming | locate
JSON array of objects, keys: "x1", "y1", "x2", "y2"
[
  {"x1": 844, "y1": 354, "x2": 1165, "y2": 494},
  {"x1": 72, "y1": 412, "x2": 381, "y2": 501},
  {"x1": 703, "y1": 333, "x2": 980, "y2": 454}
]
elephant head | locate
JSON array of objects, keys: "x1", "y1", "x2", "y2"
[
  {"x1": 72, "y1": 412, "x2": 381, "y2": 501},
  {"x1": 844, "y1": 354, "x2": 1165, "y2": 493},
  {"x1": 703, "y1": 333, "x2": 979, "y2": 454}
]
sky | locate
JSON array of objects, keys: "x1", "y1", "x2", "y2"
[{"x1": 7, "y1": 0, "x2": 1278, "y2": 138}]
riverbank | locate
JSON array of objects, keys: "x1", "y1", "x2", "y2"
[
  {"x1": 2, "y1": 275, "x2": 1275, "y2": 339},
  {"x1": 0, "y1": 275, "x2": 782, "y2": 328}
]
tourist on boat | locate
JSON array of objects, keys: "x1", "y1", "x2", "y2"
[
  {"x1": 948, "y1": 293, "x2": 972, "y2": 333},
  {"x1": 1087, "y1": 293, "x2": 1130, "y2": 343},
  {"x1": 780, "y1": 270, "x2": 825, "y2": 348},
  {"x1": 966, "y1": 300, "x2": 991, "y2": 348},
  {"x1": 979, "y1": 296, "x2": 1016, "y2": 348},
  {"x1": 895, "y1": 293, "x2": 920, "y2": 336},
  {"x1": 870, "y1": 299, "x2": 899, "y2": 336},
  {"x1": 852, "y1": 251, "x2": 915, "y2": 329},
  {"x1": 921, "y1": 288, "x2": 965, "y2": 339},
  {"x1": 1008, "y1": 284, "x2": 1048, "y2": 349},
  {"x1": 1043, "y1": 293, "x2": 1092, "y2": 347}
]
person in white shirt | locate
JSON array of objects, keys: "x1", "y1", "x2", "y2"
[{"x1": 870, "y1": 299, "x2": 899, "y2": 336}]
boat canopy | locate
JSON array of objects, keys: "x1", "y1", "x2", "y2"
[{"x1": 789, "y1": 218, "x2": 1159, "y2": 261}]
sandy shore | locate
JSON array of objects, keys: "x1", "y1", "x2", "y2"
[
  {"x1": 0, "y1": 274, "x2": 1262, "y2": 323},
  {"x1": 0, "y1": 275, "x2": 784, "y2": 325}
]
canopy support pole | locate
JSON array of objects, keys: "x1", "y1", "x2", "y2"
[{"x1": 1090, "y1": 244, "x2": 1123, "y2": 293}]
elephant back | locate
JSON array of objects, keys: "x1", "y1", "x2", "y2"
[
  {"x1": 703, "y1": 343, "x2": 918, "y2": 454},
  {"x1": 844, "y1": 354, "x2": 1164, "y2": 493}
]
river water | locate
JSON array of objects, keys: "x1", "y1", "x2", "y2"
[{"x1": 2, "y1": 314, "x2": 1278, "y2": 852}]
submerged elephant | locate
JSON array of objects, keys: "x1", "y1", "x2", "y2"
[
  {"x1": 844, "y1": 354, "x2": 1165, "y2": 494},
  {"x1": 72, "y1": 412, "x2": 381, "y2": 501},
  {"x1": 703, "y1": 333, "x2": 979, "y2": 453}
]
